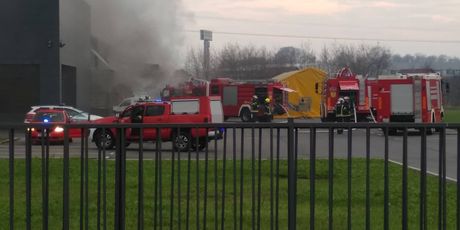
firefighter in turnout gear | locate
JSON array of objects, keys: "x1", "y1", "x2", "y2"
[
  {"x1": 249, "y1": 95, "x2": 273, "y2": 122},
  {"x1": 251, "y1": 95, "x2": 259, "y2": 110},
  {"x1": 335, "y1": 97, "x2": 352, "y2": 134}
]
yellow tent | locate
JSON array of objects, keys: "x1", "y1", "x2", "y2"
[{"x1": 272, "y1": 67, "x2": 326, "y2": 118}]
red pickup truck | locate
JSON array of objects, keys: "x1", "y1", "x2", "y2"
[{"x1": 92, "y1": 96, "x2": 224, "y2": 151}]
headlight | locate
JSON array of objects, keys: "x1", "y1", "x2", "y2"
[
  {"x1": 54, "y1": 126, "x2": 64, "y2": 133},
  {"x1": 27, "y1": 128, "x2": 35, "y2": 131}
]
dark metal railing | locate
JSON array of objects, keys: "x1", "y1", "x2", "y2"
[{"x1": 0, "y1": 121, "x2": 458, "y2": 229}]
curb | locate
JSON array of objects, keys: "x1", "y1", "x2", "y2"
[{"x1": 0, "y1": 137, "x2": 19, "y2": 144}]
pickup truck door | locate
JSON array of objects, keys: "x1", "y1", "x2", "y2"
[
  {"x1": 117, "y1": 106, "x2": 136, "y2": 138},
  {"x1": 143, "y1": 105, "x2": 168, "y2": 140}
]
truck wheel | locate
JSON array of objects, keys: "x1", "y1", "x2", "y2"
[
  {"x1": 240, "y1": 108, "x2": 252, "y2": 122},
  {"x1": 94, "y1": 129, "x2": 115, "y2": 150},
  {"x1": 173, "y1": 132, "x2": 191, "y2": 152}
]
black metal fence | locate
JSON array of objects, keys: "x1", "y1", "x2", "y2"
[{"x1": 0, "y1": 121, "x2": 458, "y2": 229}]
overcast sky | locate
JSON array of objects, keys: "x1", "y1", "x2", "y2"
[{"x1": 181, "y1": 0, "x2": 460, "y2": 57}]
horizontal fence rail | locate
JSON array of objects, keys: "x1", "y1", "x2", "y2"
[{"x1": 0, "y1": 121, "x2": 459, "y2": 229}]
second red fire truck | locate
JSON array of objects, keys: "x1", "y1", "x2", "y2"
[
  {"x1": 161, "y1": 78, "x2": 290, "y2": 122},
  {"x1": 368, "y1": 72, "x2": 444, "y2": 133},
  {"x1": 321, "y1": 67, "x2": 444, "y2": 133}
]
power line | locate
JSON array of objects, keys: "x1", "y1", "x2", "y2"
[
  {"x1": 186, "y1": 15, "x2": 449, "y2": 33},
  {"x1": 185, "y1": 30, "x2": 460, "y2": 44}
]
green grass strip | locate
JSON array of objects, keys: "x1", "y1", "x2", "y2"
[{"x1": 0, "y1": 158, "x2": 456, "y2": 229}]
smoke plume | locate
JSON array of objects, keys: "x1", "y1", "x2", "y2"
[{"x1": 87, "y1": 0, "x2": 186, "y2": 96}]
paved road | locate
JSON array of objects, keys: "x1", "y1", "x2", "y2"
[{"x1": 0, "y1": 125, "x2": 458, "y2": 180}]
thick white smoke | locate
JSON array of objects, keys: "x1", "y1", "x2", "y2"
[{"x1": 87, "y1": 0, "x2": 186, "y2": 96}]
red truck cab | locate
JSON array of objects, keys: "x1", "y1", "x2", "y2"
[{"x1": 92, "y1": 96, "x2": 223, "y2": 151}]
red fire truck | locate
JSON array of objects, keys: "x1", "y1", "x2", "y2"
[
  {"x1": 320, "y1": 67, "x2": 372, "y2": 122},
  {"x1": 368, "y1": 72, "x2": 444, "y2": 133},
  {"x1": 161, "y1": 78, "x2": 290, "y2": 122}
]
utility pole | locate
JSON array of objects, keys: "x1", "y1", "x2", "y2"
[{"x1": 200, "y1": 30, "x2": 212, "y2": 80}]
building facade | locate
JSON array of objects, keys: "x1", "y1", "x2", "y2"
[{"x1": 0, "y1": 0, "x2": 91, "y2": 122}]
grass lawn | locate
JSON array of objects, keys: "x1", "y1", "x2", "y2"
[
  {"x1": 445, "y1": 107, "x2": 460, "y2": 123},
  {"x1": 0, "y1": 158, "x2": 456, "y2": 229}
]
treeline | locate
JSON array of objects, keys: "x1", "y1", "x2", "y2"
[
  {"x1": 185, "y1": 43, "x2": 460, "y2": 79},
  {"x1": 184, "y1": 43, "x2": 460, "y2": 106}
]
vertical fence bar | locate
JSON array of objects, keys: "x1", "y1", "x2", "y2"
[
  {"x1": 384, "y1": 127, "x2": 389, "y2": 230},
  {"x1": 195, "y1": 129, "x2": 200, "y2": 230},
  {"x1": 102, "y1": 128, "x2": 107, "y2": 230},
  {"x1": 115, "y1": 128, "x2": 126, "y2": 230},
  {"x1": 97, "y1": 133, "x2": 101, "y2": 230},
  {"x1": 257, "y1": 128, "x2": 262, "y2": 230},
  {"x1": 457, "y1": 128, "x2": 460, "y2": 230},
  {"x1": 9, "y1": 129, "x2": 14, "y2": 230},
  {"x1": 178, "y1": 129, "x2": 182, "y2": 230},
  {"x1": 159, "y1": 129, "x2": 163, "y2": 230},
  {"x1": 288, "y1": 118, "x2": 296, "y2": 230},
  {"x1": 232, "y1": 128, "x2": 237, "y2": 230},
  {"x1": 239, "y1": 128, "x2": 245, "y2": 230},
  {"x1": 41, "y1": 129, "x2": 47, "y2": 230},
  {"x1": 46, "y1": 128, "x2": 50, "y2": 230},
  {"x1": 328, "y1": 127, "x2": 334, "y2": 230},
  {"x1": 170, "y1": 128, "x2": 176, "y2": 230},
  {"x1": 276, "y1": 128, "x2": 280, "y2": 230},
  {"x1": 203, "y1": 129, "x2": 209, "y2": 230},
  {"x1": 214, "y1": 130, "x2": 218, "y2": 230},
  {"x1": 185, "y1": 130, "x2": 191, "y2": 230},
  {"x1": 251, "y1": 127, "x2": 255, "y2": 230},
  {"x1": 138, "y1": 128, "x2": 144, "y2": 230},
  {"x1": 438, "y1": 127, "x2": 443, "y2": 230},
  {"x1": 441, "y1": 127, "x2": 447, "y2": 230},
  {"x1": 85, "y1": 129, "x2": 89, "y2": 230},
  {"x1": 366, "y1": 127, "x2": 370, "y2": 230},
  {"x1": 80, "y1": 129, "x2": 85, "y2": 230},
  {"x1": 402, "y1": 127, "x2": 408, "y2": 230},
  {"x1": 154, "y1": 129, "x2": 159, "y2": 230},
  {"x1": 310, "y1": 127, "x2": 316, "y2": 230},
  {"x1": 221, "y1": 129, "x2": 228, "y2": 230},
  {"x1": 347, "y1": 127, "x2": 352, "y2": 230},
  {"x1": 270, "y1": 128, "x2": 274, "y2": 230},
  {"x1": 63, "y1": 128, "x2": 70, "y2": 230},
  {"x1": 421, "y1": 127, "x2": 427, "y2": 230},
  {"x1": 25, "y1": 129, "x2": 31, "y2": 230}
]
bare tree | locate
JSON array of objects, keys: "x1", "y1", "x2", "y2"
[
  {"x1": 273, "y1": 44, "x2": 315, "y2": 68},
  {"x1": 184, "y1": 47, "x2": 203, "y2": 78},
  {"x1": 318, "y1": 44, "x2": 391, "y2": 77}
]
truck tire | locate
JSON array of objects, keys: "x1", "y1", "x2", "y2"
[
  {"x1": 94, "y1": 129, "x2": 115, "y2": 150},
  {"x1": 240, "y1": 108, "x2": 252, "y2": 122},
  {"x1": 173, "y1": 131, "x2": 191, "y2": 152}
]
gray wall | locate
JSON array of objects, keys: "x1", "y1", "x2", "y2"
[
  {"x1": 60, "y1": 0, "x2": 92, "y2": 111},
  {"x1": 0, "y1": 0, "x2": 92, "y2": 121},
  {"x1": 0, "y1": 0, "x2": 60, "y2": 107}
]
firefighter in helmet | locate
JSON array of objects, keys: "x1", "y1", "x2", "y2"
[
  {"x1": 335, "y1": 97, "x2": 344, "y2": 117},
  {"x1": 264, "y1": 97, "x2": 270, "y2": 105},
  {"x1": 251, "y1": 95, "x2": 259, "y2": 110},
  {"x1": 342, "y1": 96, "x2": 351, "y2": 119}
]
